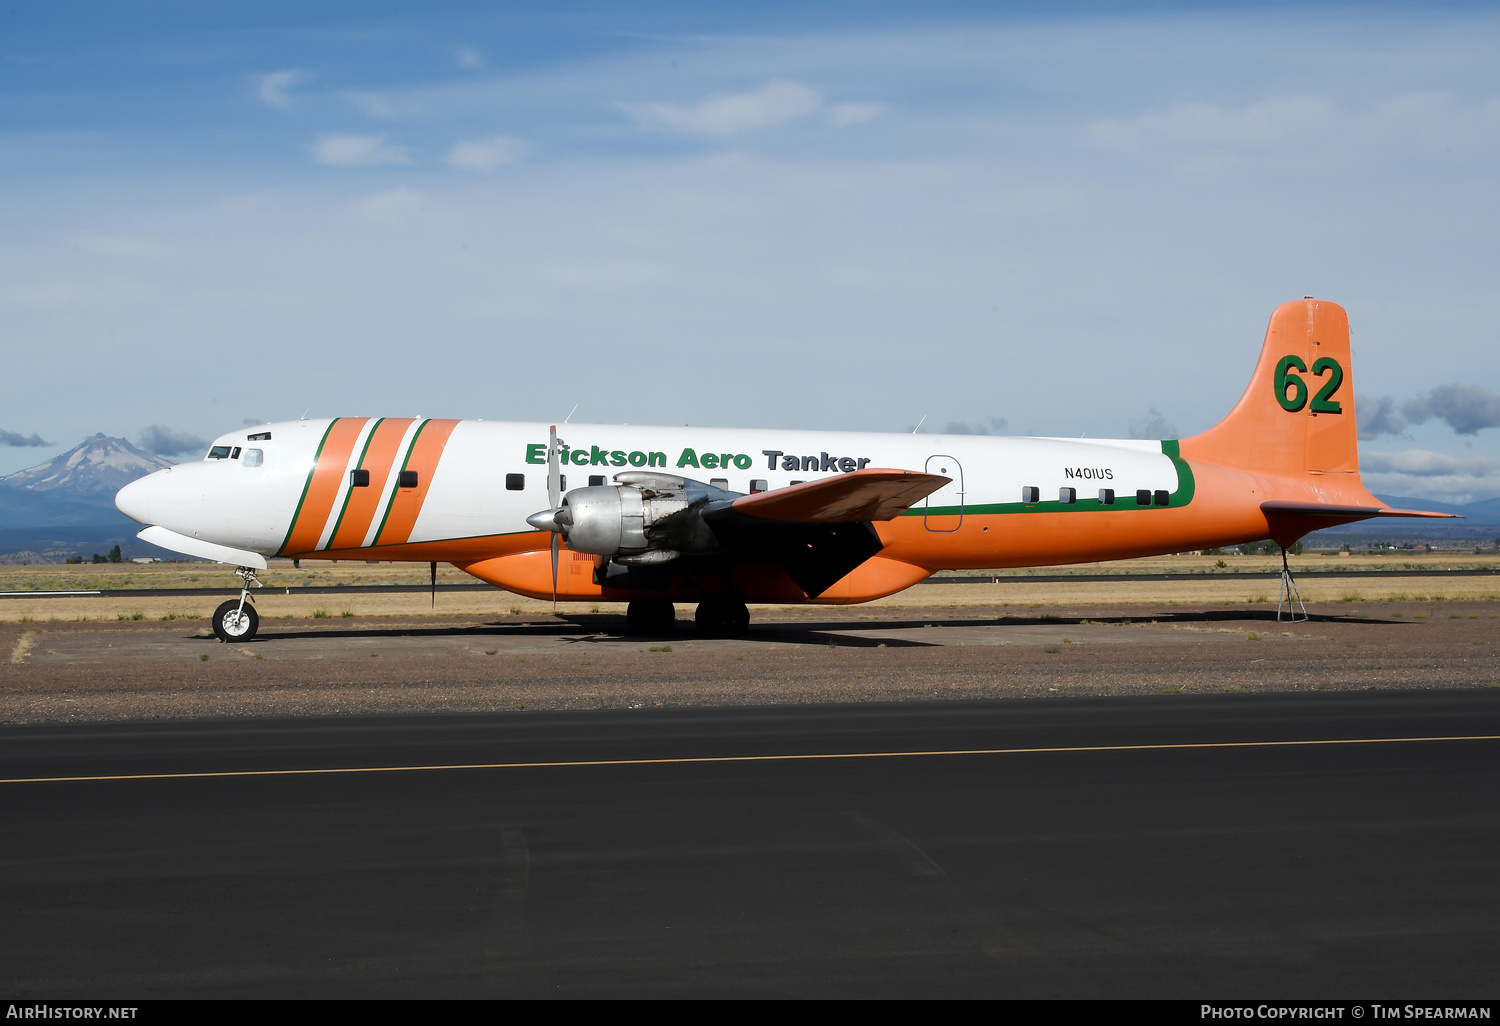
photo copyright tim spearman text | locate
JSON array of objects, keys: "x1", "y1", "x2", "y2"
[{"x1": 1203, "y1": 1007, "x2": 1492, "y2": 1021}]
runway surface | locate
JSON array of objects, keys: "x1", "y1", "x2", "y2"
[{"x1": 2, "y1": 692, "x2": 1498, "y2": 997}]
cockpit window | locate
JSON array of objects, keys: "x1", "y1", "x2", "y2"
[
  {"x1": 230, "y1": 447, "x2": 241, "y2": 459},
  {"x1": 207, "y1": 446, "x2": 232, "y2": 460},
  {"x1": 244, "y1": 449, "x2": 264, "y2": 467}
]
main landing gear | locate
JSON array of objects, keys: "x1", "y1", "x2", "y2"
[
  {"x1": 694, "y1": 598, "x2": 750, "y2": 639},
  {"x1": 625, "y1": 598, "x2": 750, "y2": 638},
  {"x1": 212, "y1": 566, "x2": 263, "y2": 642},
  {"x1": 626, "y1": 600, "x2": 676, "y2": 635}
]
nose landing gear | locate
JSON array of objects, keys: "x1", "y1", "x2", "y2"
[{"x1": 212, "y1": 566, "x2": 263, "y2": 642}]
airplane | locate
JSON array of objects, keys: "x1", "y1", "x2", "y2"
[{"x1": 114, "y1": 298, "x2": 1451, "y2": 643}]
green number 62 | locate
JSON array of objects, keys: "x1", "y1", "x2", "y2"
[{"x1": 1274, "y1": 355, "x2": 1343, "y2": 414}]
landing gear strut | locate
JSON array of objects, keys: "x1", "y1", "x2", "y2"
[
  {"x1": 212, "y1": 566, "x2": 263, "y2": 642},
  {"x1": 627, "y1": 600, "x2": 676, "y2": 635},
  {"x1": 1276, "y1": 547, "x2": 1308, "y2": 623},
  {"x1": 695, "y1": 598, "x2": 750, "y2": 639}
]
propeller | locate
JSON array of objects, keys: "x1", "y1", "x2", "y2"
[{"x1": 547, "y1": 424, "x2": 561, "y2": 613}]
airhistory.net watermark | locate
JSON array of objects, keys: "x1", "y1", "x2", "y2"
[{"x1": 5, "y1": 1008, "x2": 138, "y2": 1020}]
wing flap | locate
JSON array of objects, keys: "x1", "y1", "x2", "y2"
[{"x1": 728, "y1": 469, "x2": 950, "y2": 523}]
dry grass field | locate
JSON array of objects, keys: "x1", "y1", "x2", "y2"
[{"x1": 1, "y1": 552, "x2": 1498, "y2": 623}]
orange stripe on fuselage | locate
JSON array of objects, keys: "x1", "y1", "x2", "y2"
[
  {"x1": 374, "y1": 419, "x2": 460, "y2": 547},
  {"x1": 328, "y1": 418, "x2": 415, "y2": 550},
  {"x1": 282, "y1": 418, "x2": 369, "y2": 556}
]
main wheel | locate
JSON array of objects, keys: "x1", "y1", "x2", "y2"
[
  {"x1": 627, "y1": 600, "x2": 675, "y2": 635},
  {"x1": 695, "y1": 599, "x2": 749, "y2": 639},
  {"x1": 212, "y1": 600, "x2": 259, "y2": 642}
]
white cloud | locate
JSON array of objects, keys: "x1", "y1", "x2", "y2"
[
  {"x1": 1363, "y1": 449, "x2": 1499, "y2": 477},
  {"x1": 621, "y1": 80, "x2": 823, "y2": 136},
  {"x1": 312, "y1": 134, "x2": 412, "y2": 166},
  {"x1": 828, "y1": 102, "x2": 885, "y2": 128},
  {"x1": 344, "y1": 92, "x2": 424, "y2": 120},
  {"x1": 1362, "y1": 451, "x2": 1500, "y2": 503},
  {"x1": 1092, "y1": 95, "x2": 1339, "y2": 153},
  {"x1": 257, "y1": 69, "x2": 310, "y2": 110},
  {"x1": 1088, "y1": 92, "x2": 1500, "y2": 176},
  {"x1": 447, "y1": 134, "x2": 530, "y2": 172}
]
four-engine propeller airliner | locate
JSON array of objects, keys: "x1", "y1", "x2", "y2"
[{"x1": 114, "y1": 299, "x2": 1450, "y2": 642}]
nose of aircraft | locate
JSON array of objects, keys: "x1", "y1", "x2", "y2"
[{"x1": 115, "y1": 473, "x2": 156, "y2": 525}]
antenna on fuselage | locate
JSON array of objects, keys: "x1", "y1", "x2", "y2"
[
  {"x1": 563, "y1": 404, "x2": 579, "y2": 424},
  {"x1": 912, "y1": 414, "x2": 927, "y2": 434},
  {"x1": 300, "y1": 406, "x2": 311, "y2": 420}
]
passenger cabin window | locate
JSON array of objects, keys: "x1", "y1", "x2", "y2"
[
  {"x1": 1136, "y1": 489, "x2": 1152, "y2": 506},
  {"x1": 350, "y1": 469, "x2": 370, "y2": 488},
  {"x1": 1154, "y1": 489, "x2": 1170, "y2": 507},
  {"x1": 710, "y1": 477, "x2": 728, "y2": 490},
  {"x1": 1098, "y1": 488, "x2": 1115, "y2": 505},
  {"x1": 750, "y1": 479, "x2": 768, "y2": 493},
  {"x1": 1021, "y1": 486, "x2": 1039, "y2": 504},
  {"x1": 506, "y1": 473, "x2": 525, "y2": 491},
  {"x1": 1058, "y1": 487, "x2": 1076, "y2": 504},
  {"x1": 244, "y1": 449, "x2": 264, "y2": 468},
  {"x1": 589, "y1": 475, "x2": 606, "y2": 487},
  {"x1": 398, "y1": 470, "x2": 419, "y2": 489},
  {"x1": 207, "y1": 445, "x2": 232, "y2": 460}
]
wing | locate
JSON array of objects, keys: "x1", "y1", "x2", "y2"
[
  {"x1": 694, "y1": 470, "x2": 949, "y2": 598},
  {"x1": 726, "y1": 469, "x2": 951, "y2": 523}
]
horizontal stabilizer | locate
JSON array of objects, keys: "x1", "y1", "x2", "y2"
[
  {"x1": 729, "y1": 469, "x2": 950, "y2": 523},
  {"x1": 1260, "y1": 500, "x2": 1460, "y2": 521}
]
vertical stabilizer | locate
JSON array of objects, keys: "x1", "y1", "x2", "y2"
[{"x1": 1181, "y1": 299, "x2": 1360, "y2": 476}]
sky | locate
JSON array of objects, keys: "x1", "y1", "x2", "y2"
[{"x1": 3, "y1": 1, "x2": 1500, "y2": 502}]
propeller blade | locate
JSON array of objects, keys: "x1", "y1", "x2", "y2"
[
  {"x1": 547, "y1": 424, "x2": 563, "y2": 614},
  {"x1": 548, "y1": 424, "x2": 561, "y2": 509}
]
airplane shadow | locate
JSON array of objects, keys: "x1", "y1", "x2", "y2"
[{"x1": 217, "y1": 607, "x2": 1403, "y2": 647}]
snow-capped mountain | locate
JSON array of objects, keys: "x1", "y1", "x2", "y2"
[{"x1": 0, "y1": 434, "x2": 173, "y2": 497}]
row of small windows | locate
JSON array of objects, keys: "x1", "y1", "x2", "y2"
[
  {"x1": 329, "y1": 470, "x2": 1170, "y2": 505},
  {"x1": 495, "y1": 474, "x2": 774, "y2": 493},
  {"x1": 1019, "y1": 486, "x2": 1169, "y2": 506}
]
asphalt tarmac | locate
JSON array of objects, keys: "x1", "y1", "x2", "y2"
[{"x1": 2, "y1": 692, "x2": 1497, "y2": 998}]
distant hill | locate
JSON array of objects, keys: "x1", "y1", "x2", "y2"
[
  {"x1": 0, "y1": 435, "x2": 178, "y2": 561},
  {"x1": 1, "y1": 434, "x2": 171, "y2": 500}
]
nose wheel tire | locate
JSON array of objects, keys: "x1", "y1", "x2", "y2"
[
  {"x1": 695, "y1": 599, "x2": 749, "y2": 639},
  {"x1": 212, "y1": 600, "x2": 259, "y2": 642},
  {"x1": 627, "y1": 600, "x2": 676, "y2": 635}
]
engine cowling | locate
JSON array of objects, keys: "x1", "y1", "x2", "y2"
[{"x1": 531, "y1": 472, "x2": 729, "y2": 563}]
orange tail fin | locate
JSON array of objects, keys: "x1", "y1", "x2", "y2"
[{"x1": 1182, "y1": 298, "x2": 1360, "y2": 477}]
